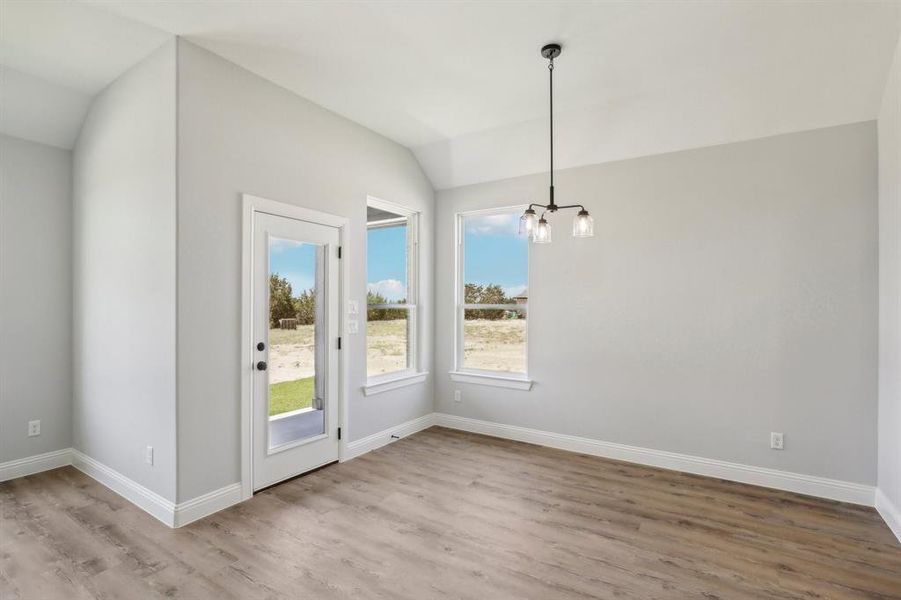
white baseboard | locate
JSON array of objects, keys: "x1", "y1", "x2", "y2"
[
  {"x1": 343, "y1": 413, "x2": 436, "y2": 461},
  {"x1": 4, "y1": 419, "x2": 434, "y2": 528},
  {"x1": 0, "y1": 448, "x2": 73, "y2": 482},
  {"x1": 72, "y1": 450, "x2": 177, "y2": 527},
  {"x1": 71, "y1": 450, "x2": 245, "y2": 528},
  {"x1": 876, "y1": 488, "x2": 901, "y2": 544},
  {"x1": 433, "y1": 413, "x2": 875, "y2": 506},
  {"x1": 1, "y1": 420, "x2": 888, "y2": 532},
  {"x1": 174, "y1": 482, "x2": 243, "y2": 527}
]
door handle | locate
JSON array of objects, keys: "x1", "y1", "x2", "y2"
[{"x1": 256, "y1": 361, "x2": 267, "y2": 371}]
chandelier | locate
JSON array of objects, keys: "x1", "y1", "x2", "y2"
[{"x1": 520, "y1": 43, "x2": 594, "y2": 243}]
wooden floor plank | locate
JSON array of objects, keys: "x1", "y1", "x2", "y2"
[{"x1": 1, "y1": 427, "x2": 898, "y2": 599}]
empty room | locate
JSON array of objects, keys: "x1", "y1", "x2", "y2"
[{"x1": 1, "y1": 1, "x2": 901, "y2": 598}]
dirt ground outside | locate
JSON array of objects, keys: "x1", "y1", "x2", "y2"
[
  {"x1": 462, "y1": 318, "x2": 526, "y2": 373},
  {"x1": 269, "y1": 318, "x2": 527, "y2": 384},
  {"x1": 268, "y1": 326, "x2": 316, "y2": 384},
  {"x1": 268, "y1": 321, "x2": 412, "y2": 383},
  {"x1": 366, "y1": 319, "x2": 409, "y2": 376}
]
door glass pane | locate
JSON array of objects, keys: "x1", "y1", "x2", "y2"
[
  {"x1": 463, "y1": 307, "x2": 526, "y2": 374},
  {"x1": 268, "y1": 237, "x2": 325, "y2": 449},
  {"x1": 366, "y1": 307, "x2": 409, "y2": 376}
]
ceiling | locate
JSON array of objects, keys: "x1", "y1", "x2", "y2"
[
  {"x1": 2, "y1": 1, "x2": 899, "y2": 188},
  {"x1": 0, "y1": 0, "x2": 170, "y2": 148},
  {"x1": 0, "y1": 66, "x2": 92, "y2": 149}
]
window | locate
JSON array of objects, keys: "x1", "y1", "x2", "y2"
[
  {"x1": 366, "y1": 197, "x2": 420, "y2": 386},
  {"x1": 454, "y1": 207, "x2": 529, "y2": 383}
]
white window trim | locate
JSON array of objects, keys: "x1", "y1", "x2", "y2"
[
  {"x1": 364, "y1": 371, "x2": 430, "y2": 396},
  {"x1": 365, "y1": 196, "x2": 423, "y2": 388},
  {"x1": 452, "y1": 205, "x2": 532, "y2": 389},
  {"x1": 449, "y1": 370, "x2": 532, "y2": 391}
]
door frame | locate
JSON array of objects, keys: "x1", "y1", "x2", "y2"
[{"x1": 240, "y1": 193, "x2": 349, "y2": 501}]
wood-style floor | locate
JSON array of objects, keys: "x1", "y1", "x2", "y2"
[{"x1": 2, "y1": 427, "x2": 900, "y2": 599}]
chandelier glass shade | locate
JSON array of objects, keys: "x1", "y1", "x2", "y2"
[
  {"x1": 519, "y1": 208, "x2": 537, "y2": 235},
  {"x1": 533, "y1": 217, "x2": 552, "y2": 243},
  {"x1": 572, "y1": 210, "x2": 594, "y2": 238}
]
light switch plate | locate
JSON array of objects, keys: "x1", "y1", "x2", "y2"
[{"x1": 348, "y1": 300, "x2": 359, "y2": 315}]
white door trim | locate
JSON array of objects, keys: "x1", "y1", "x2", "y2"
[{"x1": 241, "y1": 193, "x2": 349, "y2": 501}]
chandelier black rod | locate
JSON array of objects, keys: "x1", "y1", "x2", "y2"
[
  {"x1": 528, "y1": 202, "x2": 584, "y2": 212},
  {"x1": 549, "y1": 57, "x2": 555, "y2": 210}
]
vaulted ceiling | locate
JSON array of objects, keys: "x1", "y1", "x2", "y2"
[
  {"x1": 2, "y1": 1, "x2": 899, "y2": 189},
  {"x1": 0, "y1": 1, "x2": 169, "y2": 148}
]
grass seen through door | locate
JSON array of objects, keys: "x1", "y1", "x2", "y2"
[{"x1": 269, "y1": 377, "x2": 314, "y2": 416}]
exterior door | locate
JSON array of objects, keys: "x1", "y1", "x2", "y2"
[{"x1": 252, "y1": 211, "x2": 340, "y2": 490}]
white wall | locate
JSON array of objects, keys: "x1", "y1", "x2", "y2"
[
  {"x1": 73, "y1": 41, "x2": 177, "y2": 501},
  {"x1": 878, "y1": 33, "x2": 901, "y2": 525},
  {"x1": 436, "y1": 122, "x2": 878, "y2": 484},
  {"x1": 0, "y1": 135, "x2": 72, "y2": 463},
  {"x1": 175, "y1": 40, "x2": 435, "y2": 502}
]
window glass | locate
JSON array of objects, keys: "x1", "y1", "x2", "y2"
[
  {"x1": 367, "y1": 207, "x2": 416, "y2": 379},
  {"x1": 367, "y1": 224, "x2": 407, "y2": 302},
  {"x1": 463, "y1": 213, "x2": 528, "y2": 303},
  {"x1": 460, "y1": 210, "x2": 529, "y2": 374}
]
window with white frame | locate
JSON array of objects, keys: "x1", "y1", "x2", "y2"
[
  {"x1": 366, "y1": 198, "x2": 419, "y2": 381},
  {"x1": 455, "y1": 207, "x2": 529, "y2": 377}
]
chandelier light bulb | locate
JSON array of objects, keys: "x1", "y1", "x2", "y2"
[
  {"x1": 533, "y1": 217, "x2": 552, "y2": 244},
  {"x1": 572, "y1": 210, "x2": 594, "y2": 238}
]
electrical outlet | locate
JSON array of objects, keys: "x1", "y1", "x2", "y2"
[
  {"x1": 145, "y1": 446, "x2": 154, "y2": 465},
  {"x1": 454, "y1": 390, "x2": 462, "y2": 403},
  {"x1": 347, "y1": 320, "x2": 359, "y2": 334},
  {"x1": 27, "y1": 420, "x2": 41, "y2": 437},
  {"x1": 770, "y1": 432, "x2": 784, "y2": 450}
]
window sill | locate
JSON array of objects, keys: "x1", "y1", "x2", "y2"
[
  {"x1": 363, "y1": 371, "x2": 429, "y2": 396},
  {"x1": 448, "y1": 371, "x2": 533, "y2": 391}
]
